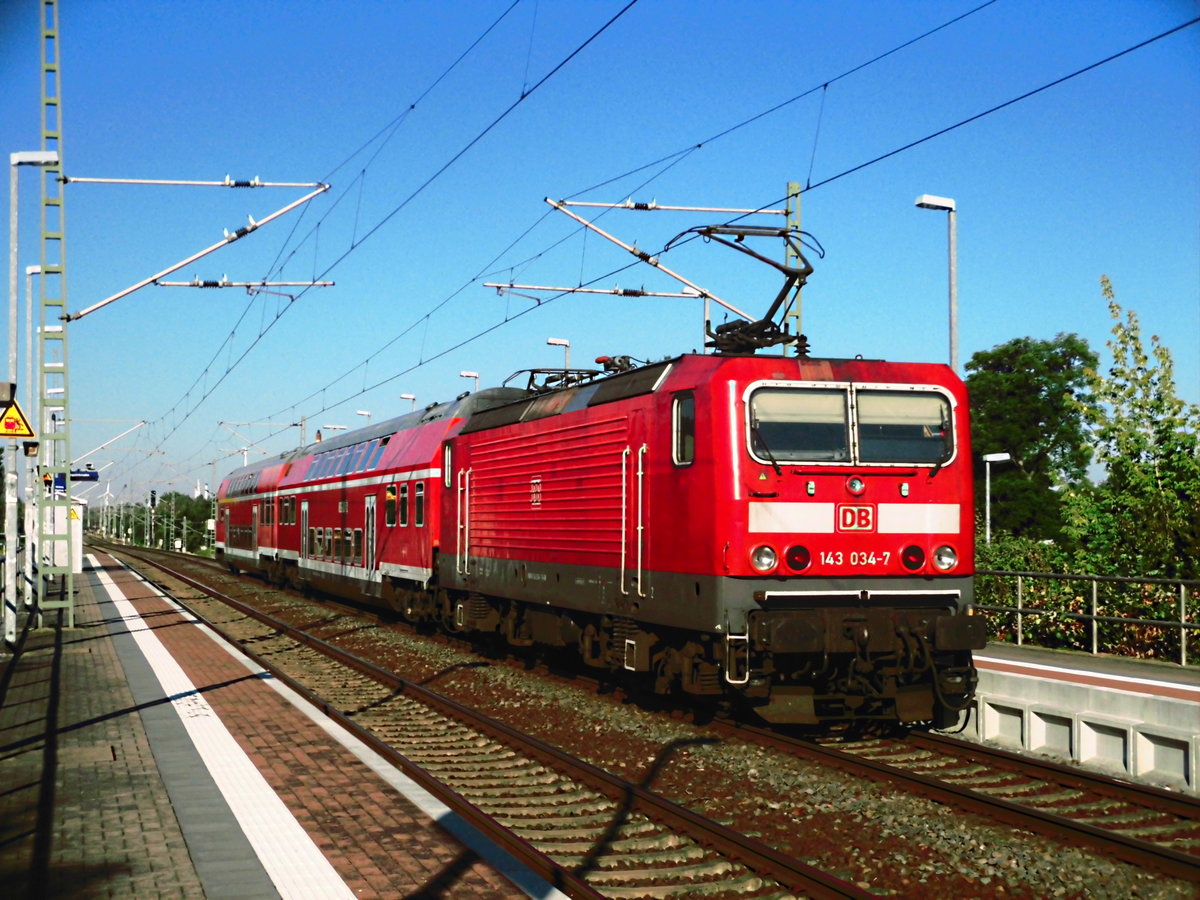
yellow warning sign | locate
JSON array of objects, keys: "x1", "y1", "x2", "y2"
[
  {"x1": 69, "y1": 508, "x2": 79, "y2": 520},
  {"x1": 0, "y1": 402, "x2": 35, "y2": 439}
]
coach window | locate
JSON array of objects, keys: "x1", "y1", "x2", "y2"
[
  {"x1": 307, "y1": 527, "x2": 316, "y2": 557},
  {"x1": 385, "y1": 484, "x2": 397, "y2": 526},
  {"x1": 332, "y1": 529, "x2": 343, "y2": 563},
  {"x1": 415, "y1": 482, "x2": 425, "y2": 527},
  {"x1": 323, "y1": 527, "x2": 332, "y2": 558},
  {"x1": 367, "y1": 436, "x2": 389, "y2": 470},
  {"x1": 352, "y1": 529, "x2": 362, "y2": 565},
  {"x1": 399, "y1": 483, "x2": 410, "y2": 526},
  {"x1": 672, "y1": 391, "x2": 695, "y2": 465}
]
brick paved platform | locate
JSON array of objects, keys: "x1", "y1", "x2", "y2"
[{"x1": 0, "y1": 551, "x2": 564, "y2": 899}]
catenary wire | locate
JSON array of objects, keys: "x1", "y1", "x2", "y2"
[{"x1": 129, "y1": 9, "x2": 1198, "y2": 495}]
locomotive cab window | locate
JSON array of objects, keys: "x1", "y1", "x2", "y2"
[
  {"x1": 672, "y1": 391, "x2": 695, "y2": 466},
  {"x1": 747, "y1": 384, "x2": 954, "y2": 466},
  {"x1": 857, "y1": 390, "x2": 953, "y2": 464},
  {"x1": 749, "y1": 388, "x2": 849, "y2": 462}
]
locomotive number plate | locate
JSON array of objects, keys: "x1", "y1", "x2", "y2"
[
  {"x1": 819, "y1": 550, "x2": 892, "y2": 567},
  {"x1": 835, "y1": 503, "x2": 875, "y2": 531}
]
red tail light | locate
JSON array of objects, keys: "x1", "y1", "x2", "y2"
[
  {"x1": 901, "y1": 545, "x2": 926, "y2": 571},
  {"x1": 785, "y1": 545, "x2": 811, "y2": 571}
]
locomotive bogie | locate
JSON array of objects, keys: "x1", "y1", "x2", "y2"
[{"x1": 216, "y1": 353, "x2": 982, "y2": 725}]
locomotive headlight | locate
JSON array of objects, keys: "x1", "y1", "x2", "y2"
[
  {"x1": 932, "y1": 545, "x2": 957, "y2": 570},
  {"x1": 901, "y1": 544, "x2": 926, "y2": 571},
  {"x1": 846, "y1": 476, "x2": 866, "y2": 496},
  {"x1": 750, "y1": 544, "x2": 778, "y2": 572}
]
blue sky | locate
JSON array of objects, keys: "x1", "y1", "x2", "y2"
[{"x1": 2, "y1": 0, "x2": 1197, "y2": 504}]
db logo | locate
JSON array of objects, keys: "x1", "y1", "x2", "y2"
[{"x1": 836, "y1": 504, "x2": 875, "y2": 531}]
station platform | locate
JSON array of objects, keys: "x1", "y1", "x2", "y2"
[
  {"x1": 0, "y1": 552, "x2": 564, "y2": 899},
  {"x1": 968, "y1": 641, "x2": 1200, "y2": 794}
]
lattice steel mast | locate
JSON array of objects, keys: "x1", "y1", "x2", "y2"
[{"x1": 36, "y1": 0, "x2": 75, "y2": 625}]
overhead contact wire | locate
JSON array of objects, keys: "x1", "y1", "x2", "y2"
[{"x1": 153, "y1": 0, "x2": 642, "y2": 452}]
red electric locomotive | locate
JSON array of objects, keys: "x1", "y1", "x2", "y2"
[
  {"x1": 217, "y1": 349, "x2": 984, "y2": 725},
  {"x1": 217, "y1": 228, "x2": 986, "y2": 725}
]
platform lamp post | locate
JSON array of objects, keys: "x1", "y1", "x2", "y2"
[
  {"x1": 23, "y1": 265, "x2": 41, "y2": 608},
  {"x1": 982, "y1": 451, "x2": 1012, "y2": 544},
  {"x1": 355, "y1": 410, "x2": 371, "y2": 427},
  {"x1": 7, "y1": 150, "x2": 59, "y2": 646},
  {"x1": 400, "y1": 393, "x2": 416, "y2": 411},
  {"x1": 915, "y1": 194, "x2": 957, "y2": 372},
  {"x1": 547, "y1": 337, "x2": 570, "y2": 371},
  {"x1": 459, "y1": 371, "x2": 479, "y2": 393}
]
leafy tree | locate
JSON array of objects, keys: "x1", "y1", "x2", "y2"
[
  {"x1": 1063, "y1": 278, "x2": 1200, "y2": 580},
  {"x1": 964, "y1": 333, "x2": 1097, "y2": 541},
  {"x1": 155, "y1": 490, "x2": 217, "y2": 553}
]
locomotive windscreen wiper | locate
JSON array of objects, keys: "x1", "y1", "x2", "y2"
[
  {"x1": 749, "y1": 417, "x2": 783, "y2": 476},
  {"x1": 929, "y1": 411, "x2": 954, "y2": 477}
]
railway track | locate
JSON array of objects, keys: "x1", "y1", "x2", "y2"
[
  {"x1": 713, "y1": 720, "x2": 1200, "y2": 884},
  {"x1": 106, "y1": 544, "x2": 1200, "y2": 895},
  {"x1": 103, "y1": 545, "x2": 866, "y2": 899}
]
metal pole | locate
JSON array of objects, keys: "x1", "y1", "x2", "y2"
[
  {"x1": 948, "y1": 206, "x2": 958, "y2": 372},
  {"x1": 6, "y1": 162, "x2": 19, "y2": 645},
  {"x1": 915, "y1": 196, "x2": 958, "y2": 371},
  {"x1": 985, "y1": 459, "x2": 992, "y2": 544},
  {"x1": 23, "y1": 265, "x2": 38, "y2": 608}
]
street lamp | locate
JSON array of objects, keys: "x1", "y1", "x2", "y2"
[
  {"x1": 915, "y1": 194, "x2": 957, "y2": 372},
  {"x1": 982, "y1": 451, "x2": 1012, "y2": 544},
  {"x1": 400, "y1": 393, "x2": 416, "y2": 411},
  {"x1": 547, "y1": 337, "x2": 571, "y2": 370},
  {"x1": 7, "y1": 150, "x2": 59, "y2": 645},
  {"x1": 356, "y1": 410, "x2": 372, "y2": 426},
  {"x1": 459, "y1": 370, "x2": 479, "y2": 392}
]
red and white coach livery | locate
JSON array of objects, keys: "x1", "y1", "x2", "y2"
[{"x1": 218, "y1": 350, "x2": 985, "y2": 725}]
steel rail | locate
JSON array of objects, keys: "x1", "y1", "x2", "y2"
[
  {"x1": 118, "y1": 547, "x2": 871, "y2": 900},
  {"x1": 910, "y1": 730, "x2": 1200, "y2": 821},
  {"x1": 714, "y1": 718, "x2": 1200, "y2": 884}
]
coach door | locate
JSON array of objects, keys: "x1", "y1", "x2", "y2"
[
  {"x1": 251, "y1": 504, "x2": 259, "y2": 553},
  {"x1": 300, "y1": 501, "x2": 309, "y2": 561},
  {"x1": 364, "y1": 495, "x2": 377, "y2": 572}
]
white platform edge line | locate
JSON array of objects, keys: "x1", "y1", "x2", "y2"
[
  {"x1": 86, "y1": 555, "x2": 354, "y2": 900},
  {"x1": 103, "y1": 555, "x2": 570, "y2": 900},
  {"x1": 976, "y1": 653, "x2": 1200, "y2": 699},
  {"x1": 245, "y1": 651, "x2": 572, "y2": 900}
]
